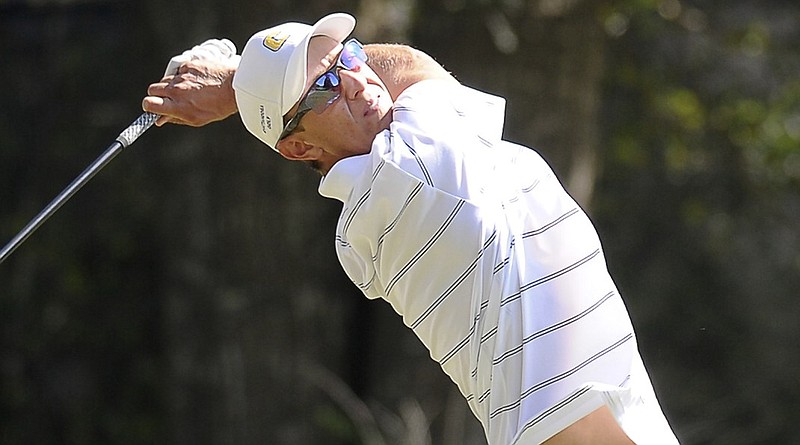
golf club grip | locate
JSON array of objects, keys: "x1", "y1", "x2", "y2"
[
  {"x1": 0, "y1": 112, "x2": 159, "y2": 264},
  {"x1": 117, "y1": 112, "x2": 158, "y2": 147}
]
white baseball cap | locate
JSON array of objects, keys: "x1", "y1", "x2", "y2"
[{"x1": 232, "y1": 13, "x2": 356, "y2": 151}]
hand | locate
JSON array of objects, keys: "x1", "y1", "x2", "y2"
[
  {"x1": 143, "y1": 58, "x2": 239, "y2": 127},
  {"x1": 143, "y1": 39, "x2": 241, "y2": 127},
  {"x1": 161, "y1": 38, "x2": 237, "y2": 78}
]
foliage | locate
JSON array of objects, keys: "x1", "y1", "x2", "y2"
[{"x1": 597, "y1": 1, "x2": 800, "y2": 443}]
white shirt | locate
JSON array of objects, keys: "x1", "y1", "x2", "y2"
[{"x1": 319, "y1": 80, "x2": 679, "y2": 444}]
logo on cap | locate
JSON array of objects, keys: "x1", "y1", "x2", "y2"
[
  {"x1": 263, "y1": 31, "x2": 289, "y2": 52},
  {"x1": 259, "y1": 105, "x2": 272, "y2": 133}
]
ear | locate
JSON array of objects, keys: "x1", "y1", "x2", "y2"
[{"x1": 276, "y1": 136, "x2": 323, "y2": 162}]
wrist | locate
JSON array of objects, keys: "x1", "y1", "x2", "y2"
[{"x1": 223, "y1": 66, "x2": 239, "y2": 116}]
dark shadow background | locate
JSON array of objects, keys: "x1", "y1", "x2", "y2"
[{"x1": 2, "y1": 0, "x2": 799, "y2": 444}]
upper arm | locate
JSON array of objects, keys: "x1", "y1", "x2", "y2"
[
  {"x1": 543, "y1": 406, "x2": 635, "y2": 445},
  {"x1": 364, "y1": 43, "x2": 458, "y2": 99}
]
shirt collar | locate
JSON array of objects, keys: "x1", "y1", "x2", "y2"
[{"x1": 318, "y1": 153, "x2": 370, "y2": 202}]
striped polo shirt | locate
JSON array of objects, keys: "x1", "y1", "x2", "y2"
[{"x1": 319, "y1": 80, "x2": 678, "y2": 444}]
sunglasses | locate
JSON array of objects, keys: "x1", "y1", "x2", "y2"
[{"x1": 279, "y1": 39, "x2": 368, "y2": 140}]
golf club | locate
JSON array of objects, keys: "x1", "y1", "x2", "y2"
[{"x1": 0, "y1": 111, "x2": 159, "y2": 264}]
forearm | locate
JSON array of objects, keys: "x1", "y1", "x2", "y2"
[{"x1": 143, "y1": 58, "x2": 239, "y2": 127}]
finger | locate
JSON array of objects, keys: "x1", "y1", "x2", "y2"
[
  {"x1": 142, "y1": 95, "x2": 176, "y2": 117},
  {"x1": 156, "y1": 115, "x2": 171, "y2": 127},
  {"x1": 158, "y1": 116, "x2": 193, "y2": 126},
  {"x1": 140, "y1": 100, "x2": 190, "y2": 127},
  {"x1": 142, "y1": 97, "x2": 166, "y2": 126},
  {"x1": 152, "y1": 114, "x2": 190, "y2": 127},
  {"x1": 147, "y1": 81, "x2": 171, "y2": 97},
  {"x1": 142, "y1": 95, "x2": 163, "y2": 112},
  {"x1": 176, "y1": 62, "x2": 198, "y2": 75}
]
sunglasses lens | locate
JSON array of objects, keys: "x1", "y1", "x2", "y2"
[
  {"x1": 306, "y1": 89, "x2": 340, "y2": 113},
  {"x1": 340, "y1": 40, "x2": 367, "y2": 70},
  {"x1": 313, "y1": 71, "x2": 340, "y2": 90}
]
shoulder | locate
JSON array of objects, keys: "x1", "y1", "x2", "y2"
[{"x1": 391, "y1": 81, "x2": 507, "y2": 143}]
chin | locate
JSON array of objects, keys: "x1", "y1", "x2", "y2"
[{"x1": 378, "y1": 110, "x2": 393, "y2": 131}]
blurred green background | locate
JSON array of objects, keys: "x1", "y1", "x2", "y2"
[{"x1": 1, "y1": 0, "x2": 799, "y2": 444}]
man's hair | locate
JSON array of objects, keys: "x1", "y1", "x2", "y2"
[{"x1": 305, "y1": 159, "x2": 324, "y2": 175}]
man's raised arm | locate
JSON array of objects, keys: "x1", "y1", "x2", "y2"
[{"x1": 141, "y1": 40, "x2": 455, "y2": 127}]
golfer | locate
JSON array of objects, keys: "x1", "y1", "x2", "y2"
[{"x1": 143, "y1": 13, "x2": 680, "y2": 445}]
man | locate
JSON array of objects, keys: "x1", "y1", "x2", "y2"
[{"x1": 143, "y1": 13, "x2": 679, "y2": 445}]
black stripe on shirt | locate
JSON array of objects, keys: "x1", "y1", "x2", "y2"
[
  {"x1": 411, "y1": 229, "x2": 498, "y2": 331},
  {"x1": 355, "y1": 271, "x2": 378, "y2": 292},
  {"x1": 439, "y1": 331, "x2": 472, "y2": 365},
  {"x1": 478, "y1": 388, "x2": 492, "y2": 404},
  {"x1": 436, "y1": 232, "x2": 500, "y2": 365},
  {"x1": 488, "y1": 333, "x2": 634, "y2": 419},
  {"x1": 492, "y1": 291, "x2": 617, "y2": 366},
  {"x1": 354, "y1": 183, "x2": 427, "y2": 292},
  {"x1": 520, "y1": 177, "x2": 541, "y2": 193},
  {"x1": 335, "y1": 234, "x2": 350, "y2": 248},
  {"x1": 402, "y1": 139, "x2": 435, "y2": 187},
  {"x1": 342, "y1": 160, "x2": 386, "y2": 234},
  {"x1": 385, "y1": 200, "x2": 466, "y2": 296},
  {"x1": 521, "y1": 208, "x2": 580, "y2": 238},
  {"x1": 343, "y1": 189, "x2": 370, "y2": 235},
  {"x1": 494, "y1": 254, "x2": 512, "y2": 275},
  {"x1": 338, "y1": 180, "x2": 424, "y2": 253},
  {"x1": 371, "y1": 182, "x2": 424, "y2": 262},
  {"x1": 511, "y1": 385, "x2": 593, "y2": 444},
  {"x1": 503, "y1": 173, "x2": 540, "y2": 207},
  {"x1": 470, "y1": 291, "x2": 615, "y2": 378},
  {"x1": 500, "y1": 249, "x2": 601, "y2": 307}
]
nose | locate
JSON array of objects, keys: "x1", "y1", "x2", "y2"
[{"x1": 338, "y1": 68, "x2": 367, "y2": 101}]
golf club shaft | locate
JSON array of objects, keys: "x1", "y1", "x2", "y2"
[{"x1": 0, "y1": 112, "x2": 158, "y2": 264}]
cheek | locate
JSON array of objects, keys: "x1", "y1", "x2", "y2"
[
  {"x1": 304, "y1": 106, "x2": 379, "y2": 155},
  {"x1": 332, "y1": 122, "x2": 374, "y2": 155}
]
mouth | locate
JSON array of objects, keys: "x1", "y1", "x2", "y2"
[{"x1": 364, "y1": 94, "x2": 381, "y2": 117}]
